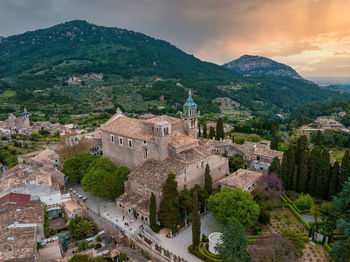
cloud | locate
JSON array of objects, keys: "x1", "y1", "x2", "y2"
[{"x1": 0, "y1": 0, "x2": 350, "y2": 77}]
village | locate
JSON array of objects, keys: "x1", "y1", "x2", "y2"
[{"x1": 0, "y1": 91, "x2": 291, "y2": 262}]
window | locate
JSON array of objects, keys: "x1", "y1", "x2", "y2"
[
  {"x1": 257, "y1": 156, "x2": 261, "y2": 160},
  {"x1": 145, "y1": 217, "x2": 148, "y2": 222},
  {"x1": 201, "y1": 161, "x2": 204, "y2": 168},
  {"x1": 128, "y1": 139, "x2": 132, "y2": 147},
  {"x1": 184, "y1": 177, "x2": 187, "y2": 182},
  {"x1": 111, "y1": 135, "x2": 114, "y2": 142},
  {"x1": 119, "y1": 204, "x2": 122, "y2": 207},
  {"x1": 143, "y1": 141, "x2": 147, "y2": 144},
  {"x1": 128, "y1": 208, "x2": 131, "y2": 213},
  {"x1": 119, "y1": 137, "x2": 123, "y2": 145},
  {"x1": 143, "y1": 148, "x2": 148, "y2": 159}
]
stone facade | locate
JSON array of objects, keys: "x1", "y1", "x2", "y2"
[{"x1": 110, "y1": 92, "x2": 229, "y2": 224}]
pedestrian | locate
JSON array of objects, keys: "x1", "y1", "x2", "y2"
[{"x1": 122, "y1": 216, "x2": 125, "y2": 221}]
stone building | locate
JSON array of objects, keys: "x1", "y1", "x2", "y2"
[
  {"x1": 111, "y1": 92, "x2": 229, "y2": 224},
  {"x1": 315, "y1": 117, "x2": 345, "y2": 130},
  {"x1": 101, "y1": 90, "x2": 200, "y2": 169},
  {"x1": 219, "y1": 168, "x2": 262, "y2": 192}
]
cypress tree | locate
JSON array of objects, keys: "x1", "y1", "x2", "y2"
[
  {"x1": 298, "y1": 150, "x2": 309, "y2": 193},
  {"x1": 268, "y1": 157, "x2": 281, "y2": 176},
  {"x1": 158, "y1": 174, "x2": 181, "y2": 232},
  {"x1": 286, "y1": 145, "x2": 296, "y2": 190},
  {"x1": 230, "y1": 133, "x2": 235, "y2": 143},
  {"x1": 292, "y1": 165, "x2": 298, "y2": 191},
  {"x1": 209, "y1": 127, "x2": 216, "y2": 139},
  {"x1": 270, "y1": 127, "x2": 279, "y2": 150},
  {"x1": 281, "y1": 153, "x2": 288, "y2": 184},
  {"x1": 308, "y1": 147, "x2": 321, "y2": 196},
  {"x1": 216, "y1": 118, "x2": 224, "y2": 140},
  {"x1": 339, "y1": 150, "x2": 350, "y2": 192},
  {"x1": 296, "y1": 135, "x2": 308, "y2": 165},
  {"x1": 198, "y1": 123, "x2": 201, "y2": 138},
  {"x1": 149, "y1": 193, "x2": 157, "y2": 232},
  {"x1": 328, "y1": 160, "x2": 340, "y2": 199},
  {"x1": 202, "y1": 124, "x2": 207, "y2": 138},
  {"x1": 204, "y1": 164, "x2": 213, "y2": 196},
  {"x1": 315, "y1": 131, "x2": 322, "y2": 147},
  {"x1": 192, "y1": 191, "x2": 201, "y2": 247},
  {"x1": 317, "y1": 149, "x2": 330, "y2": 199}
]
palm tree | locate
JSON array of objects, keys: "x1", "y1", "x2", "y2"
[{"x1": 77, "y1": 219, "x2": 94, "y2": 238}]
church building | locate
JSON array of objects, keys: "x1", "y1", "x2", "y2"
[{"x1": 101, "y1": 91, "x2": 229, "y2": 224}]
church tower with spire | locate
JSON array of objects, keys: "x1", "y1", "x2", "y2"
[{"x1": 182, "y1": 90, "x2": 200, "y2": 138}]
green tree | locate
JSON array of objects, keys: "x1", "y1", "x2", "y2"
[
  {"x1": 202, "y1": 124, "x2": 207, "y2": 138},
  {"x1": 68, "y1": 217, "x2": 94, "y2": 240},
  {"x1": 282, "y1": 145, "x2": 296, "y2": 190},
  {"x1": 332, "y1": 177, "x2": 350, "y2": 261},
  {"x1": 179, "y1": 187, "x2": 192, "y2": 218},
  {"x1": 149, "y1": 193, "x2": 158, "y2": 232},
  {"x1": 297, "y1": 150, "x2": 309, "y2": 193},
  {"x1": 208, "y1": 187, "x2": 260, "y2": 228},
  {"x1": 216, "y1": 117, "x2": 224, "y2": 140},
  {"x1": 270, "y1": 127, "x2": 279, "y2": 150},
  {"x1": 229, "y1": 154, "x2": 244, "y2": 173},
  {"x1": 282, "y1": 230, "x2": 306, "y2": 258},
  {"x1": 317, "y1": 149, "x2": 330, "y2": 199},
  {"x1": 81, "y1": 157, "x2": 130, "y2": 198},
  {"x1": 215, "y1": 218, "x2": 251, "y2": 262},
  {"x1": 268, "y1": 157, "x2": 281, "y2": 176},
  {"x1": 62, "y1": 153, "x2": 99, "y2": 183},
  {"x1": 204, "y1": 164, "x2": 213, "y2": 196},
  {"x1": 198, "y1": 123, "x2": 201, "y2": 138},
  {"x1": 209, "y1": 126, "x2": 216, "y2": 139},
  {"x1": 311, "y1": 204, "x2": 321, "y2": 222},
  {"x1": 315, "y1": 130, "x2": 322, "y2": 147},
  {"x1": 308, "y1": 146, "x2": 322, "y2": 196},
  {"x1": 328, "y1": 160, "x2": 340, "y2": 199},
  {"x1": 339, "y1": 150, "x2": 350, "y2": 192},
  {"x1": 192, "y1": 191, "x2": 201, "y2": 247},
  {"x1": 158, "y1": 174, "x2": 181, "y2": 232},
  {"x1": 295, "y1": 193, "x2": 313, "y2": 210}
]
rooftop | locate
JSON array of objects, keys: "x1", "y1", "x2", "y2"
[
  {"x1": 0, "y1": 193, "x2": 31, "y2": 211},
  {"x1": 169, "y1": 134, "x2": 199, "y2": 149},
  {"x1": 0, "y1": 227, "x2": 37, "y2": 262},
  {"x1": 101, "y1": 114, "x2": 154, "y2": 141},
  {"x1": 117, "y1": 192, "x2": 150, "y2": 216},
  {"x1": 32, "y1": 149, "x2": 59, "y2": 164},
  {"x1": 0, "y1": 199, "x2": 44, "y2": 229},
  {"x1": 128, "y1": 146, "x2": 211, "y2": 191},
  {"x1": 61, "y1": 200, "x2": 82, "y2": 214},
  {"x1": 0, "y1": 164, "x2": 53, "y2": 192},
  {"x1": 219, "y1": 169, "x2": 262, "y2": 190},
  {"x1": 142, "y1": 115, "x2": 183, "y2": 125}
]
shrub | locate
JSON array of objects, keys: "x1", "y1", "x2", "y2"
[
  {"x1": 258, "y1": 210, "x2": 271, "y2": 225},
  {"x1": 295, "y1": 193, "x2": 313, "y2": 210}
]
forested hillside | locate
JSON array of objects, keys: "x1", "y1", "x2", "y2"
[{"x1": 0, "y1": 20, "x2": 348, "y2": 118}]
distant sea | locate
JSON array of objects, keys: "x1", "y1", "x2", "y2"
[{"x1": 307, "y1": 77, "x2": 350, "y2": 87}]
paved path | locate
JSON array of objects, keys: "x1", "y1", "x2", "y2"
[{"x1": 70, "y1": 185, "x2": 217, "y2": 262}]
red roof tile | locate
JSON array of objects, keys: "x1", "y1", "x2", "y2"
[{"x1": 0, "y1": 193, "x2": 31, "y2": 211}]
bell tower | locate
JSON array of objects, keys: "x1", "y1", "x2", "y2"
[{"x1": 182, "y1": 90, "x2": 200, "y2": 138}]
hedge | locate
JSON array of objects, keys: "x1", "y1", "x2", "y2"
[
  {"x1": 333, "y1": 234, "x2": 346, "y2": 240},
  {"x1": 188, "y1": 243, "x2": 223, "y2": 262},
  {"x1": 260, "y1": 202, "x2": 283, "y2": 210},
  {"x1": 247, "y1": 233, "x2": 309, "y2": 244},
  {"x1": 287, "y1": 203, "x2": 311, "y2": 231},
  {"x1": 323, "y1": 243, "x2": 332, "y2": 253}
]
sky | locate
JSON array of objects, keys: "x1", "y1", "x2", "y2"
[{"x1": 1, "y1": 0, "x2": 350, "y2": 78}]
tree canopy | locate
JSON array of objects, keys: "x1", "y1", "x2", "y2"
[
  {"x1": 81, "y1": 157, "x2": 130, "y2": 198},
  {"x1": 208, "y1": 187, "x2": 260, "y2": 228}
]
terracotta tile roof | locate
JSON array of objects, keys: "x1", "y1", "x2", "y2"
[
  {"x1": 142, "y1": 115, "x2": 183, "y2": 125},
  {"x1": 0, "y1": 164, "x2": 54, "y2": 192},
  {"x1": 61, "y1": 200, "x2": 82, "y2": 214},
  {"x1": 0, "y1": 199, "x2": 44, "y2": 229},
  {"x1": 0, "y1": 193, "x2": 31, "y2": 211},
  {"x1": 219, "y1": 169, "x2": 262, "y2": 190},
  {"x1": 32, "y1": 149, "x2": 59, "y2": 164},
  {"x1": 169, "y1": 134, "x2": 198, "y2": 149},
  {"x1": 117, "y1": 192, "x2": 150, "y2": 216},
  {"x1": 254, "y1": 147, "x2": 284, "y2": 160},
  {"x1": 128, "y1": 146, "x2": 211, "y2": 191},
  {"x1": 0, "y1": 227, "x2": 37, "y2": 262},
  {"x1": 101, "y1": 114, "x2": 154, "y2": 141}
]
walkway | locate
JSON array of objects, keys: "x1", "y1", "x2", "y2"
[{"x1": 70, "y1": 185, "x2": 214, "y2": 262}]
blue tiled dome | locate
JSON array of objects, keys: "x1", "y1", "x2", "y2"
[{"x1": 184, "y1": 95, "x2": 196, "y2": 107}]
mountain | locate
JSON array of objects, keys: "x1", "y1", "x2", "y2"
[
  {"x1": 0, "y1": 20, "x2": 348, "y2": 118},
  {"x1": 223, "y1": 55, "x2": 302, "y2": 79}
]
